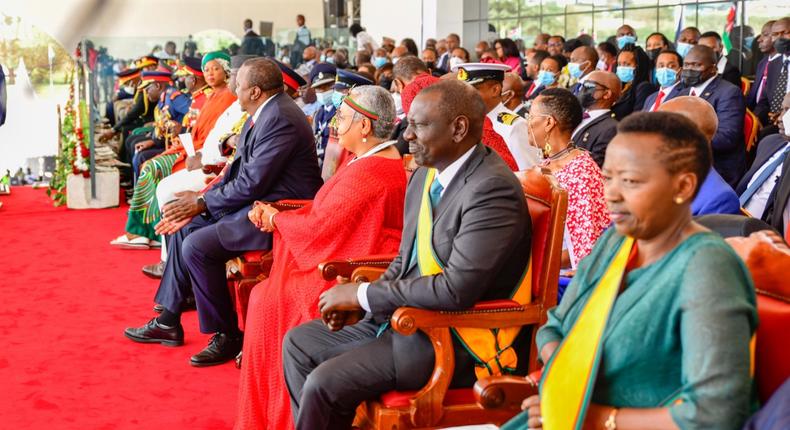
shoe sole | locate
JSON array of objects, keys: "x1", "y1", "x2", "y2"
[
  {"x1": 190, "y1": 357, "x2": 237, "y2": 367},
  {"x1": 142, "y1": 270, "x2": 163, "y2": 279},
  {"x1": 111, "y1": 243, "x2": 151, "y2": 250},
  {"x1": 123, "y1": 331, "x2": 183, "y2": 347}
]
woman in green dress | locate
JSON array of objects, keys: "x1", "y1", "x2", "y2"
[{"x1": 506, "y1": 111, "x2": 757, "y2": 430}]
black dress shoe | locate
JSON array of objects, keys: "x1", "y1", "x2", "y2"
[
  {"x1": 190, "y1": 333, "x2": 243, "y2": 367},
  {"x1": 124, "y1": 318, "x2": 184, "y2": 346},
  {"x1": 142, "y1": 261, "x2": 165, "y2": 279},
  {"x1": 153, "y1": 303, "x2": 165, "y2": 314}
]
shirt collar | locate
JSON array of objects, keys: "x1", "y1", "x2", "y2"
[
  {"x1": 585, "y1": 109, "x2": 610, "y2": 120},
  {"x1": 436, "y1": 145, "x2": 476, "y2": 193},
  {"x1": 769, "y1": 53, "x2": 780, "y2": 61},
  {"x1": 252, "y1": 93, "x2": 277, "y2": 124},
  {"x1": 661, "y1": 81, "x2": 680, "y2": 92},
  {"x1": 716, "y1": 55, "x2": 728, "y2": 74},
  {"x1": 692, "y1": 74, "x2": 717, "y2": 95}
]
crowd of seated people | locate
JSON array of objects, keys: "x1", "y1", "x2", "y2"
[{"x1": 97, "y1": 15, "x2": 790, "y2": 430}]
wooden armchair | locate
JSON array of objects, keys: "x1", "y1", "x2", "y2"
[
  {"x1": 226, "y1": 199, "x2": 311, "y2": 331},
  {"x1": 318, "y1": 168, "x2": 567, "y2": 429}
]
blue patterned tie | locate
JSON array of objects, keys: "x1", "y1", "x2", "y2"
[{"x1": 740, "y1": 145, "x2": 790, "y2": 206}]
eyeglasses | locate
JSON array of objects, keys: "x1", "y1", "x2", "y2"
[{"x1": 582, "y1": 81, "x2": 607, "y2": 91}]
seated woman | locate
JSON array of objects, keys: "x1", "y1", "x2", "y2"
[
  {"x1": 110, "y1": 51, "x2": 237, "y2": 249},
  {"x1": 504, "y1": 112, "x2": 757, "y2": 430},
  {"x1": 495, "y1": 38, "x2": 525, "y2": 76},
  {"x1": 527, "y1": 88, "x2": 609, "y2": 268},
  {"x1": 235, "y1": 85, "x2": 407, "y2": 430},
  {"x1": 611, "y1": 44, "x2": 656, "y2": 120}
]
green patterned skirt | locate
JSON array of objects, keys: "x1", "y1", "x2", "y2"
[{"x1": 125, "y1": 153, "x2": 178, "y2": 240}]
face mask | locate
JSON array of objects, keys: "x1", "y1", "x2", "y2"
[
  {"x1": 775, "y1": 38, "x2": 790, "y2": 55},
  {"x1": 320, "y1": 54, "x2": 326, "y2": 62},
  {"x1": 326, "y1": 57, "x2": 336, "y2": 64},
  {"x1": 676, "y1": 42, "x2": 693, "y2": 58},
  {"x1": 536, "y1": 70, "x2": 556, "y2": 87},
  {"x1": 392, "y1": 92, "x2": 403, "y2": 115},
  {"x1": 577, "y1": 85, "x2": 598, "y2": 109},
  {"x1": 372, "y1": 56, "x2": 387, "y2": 68},
  {"x1": 425, "y1": 61, "x2": 435, "y2": 69},
  {"x1": 782, "y1": 108, "x2": 790, "y2": 134},
  {"x1": 331, "y1": 90, "x2": 345, "y2": 109},
  {"x1": 449, "y1": 56, "x2": 465, "y2": 70},
  {"x1": 316, "y1": 90, "x2": 333, "y2": 107},
  {"x1": 646, "y1": 48, "x2": 661, "y2": 61},
  {"x1": 568, "y1": 62, "x2": 584, "y2": 79},
  {"x1": 596, "y1": 59, "x2": 608, "y2": 71},
  {"x1": 744, "y1": 36, "x2": 755, "y2": 51},
  {"x1": 681, "y1": 69, "x2": 703, "y2": 87},
  {"x1": 379, "y1": 77, "x2": 393, "y2": 91},
  {"x1": 617, "y1": 35, "x2": 636, "y2": 50},
  {"x1": 616, "y1": 66, "x2": 635, "y2": 83},
  {"x1": 655, "y1": 67, "x2": 678, "y2": 88}
]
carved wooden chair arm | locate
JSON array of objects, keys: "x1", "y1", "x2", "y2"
[
  {"x1": 270, "y1": 199, "x2": 312, "y2": 211},
  {"x1": 318, "y1": 254, "x2": 398, "y2": 281},
  {"x1": 474, "y1": 371, "x2": 541, "y2": 411}
]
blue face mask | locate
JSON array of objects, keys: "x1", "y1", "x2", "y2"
[
  {"x1": 568, "y1": 62, "x2": 584, "y2": 79},
  {"x1": 743, "y1": 36, "x2": 755, "y2": 51},
  {"x1": 617, "y1": 35, "x2": 636, "y2": 50},
  {"x1": 331, "y1": 90, "x2": 345, "y2": 109},
  {"x1": 616, "y1": 66, "x2": 635, "y2": 83},
  {"x1": 326, "y1": 56, "x2": 336, "y2": 64},
  {"x1": 654, "y1": 67, "x2": 678, "y2": 87},
  {"x1": 320, "y1": 54, "x2": 326, "y2": 62},
  {"x1": 676, "y1": 42, "x2": 693, "y2": 58},
  {"x1": 316, "y1": 90, "x2": 333, "y2": 107},
  {"x1": 536, "y1": 70, "x2": 556, "y2": 87},
  {"x1": 372, "y1": 56, "x2": 387, "y2": 68}
]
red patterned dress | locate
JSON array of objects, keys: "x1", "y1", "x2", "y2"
[
  {"x1": 552, "y1": 151, "x2": 609, "y2": 267},
  {"x1": 235, "y1": 155, "x2": 406, "y2": 430}
]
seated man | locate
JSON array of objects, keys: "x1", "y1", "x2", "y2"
[
  {"x1": 282, "y1": 79, "x2": 533, "y2": 430},
  {"x1": 571, "y1": 70, "x2": 620, "y2": 168},
  {"x1": 124, "y1": 58, "x2": 323, "y2": 366},
  {"x1": 680, "y1": 45, "x2": 746, "y2": 187},
  {"x1": 738, "y1": 92, "x2": 790, "y2": 235},
  {"x1": 659, "y1": 96, "x2": 741, "y2": 216}
]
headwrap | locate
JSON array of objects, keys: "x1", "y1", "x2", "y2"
[
  {"x1": 400, "y1": 73, "x2": 440, "y2": 115},
  {"x1": 202, "y1": 51, "x2": 232, "y2": 75}
]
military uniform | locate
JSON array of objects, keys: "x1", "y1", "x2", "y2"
[{"x1": 308, "y1": 63, "x2": 338, "y2": 164}]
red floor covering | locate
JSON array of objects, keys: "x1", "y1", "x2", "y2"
[{"x1": 0, "y1": 187, "x2": 238, "y2": 429}]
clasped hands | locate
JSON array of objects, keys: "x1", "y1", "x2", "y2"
[
  {"x1": 246, "y1": 201, "x2": 280, "y2": 232},
  {"x1": 154, "y1": 190, "x2": 205, "y2": 235}
]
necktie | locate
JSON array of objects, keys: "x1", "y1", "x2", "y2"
[
  {"x1": 652, "y1": 90, "x2": 666, "y2": 111},
  {"x1": 407, "y1": 177, "x2": 443, "y2": 271},
  {"x1": 739, "y1": 145, "x2": 790, "y2": 206},
  {"x1": 770, "y1": 60, "x2": 789, "y2": 114},
  {"x1": 690, "y1": 88, "x2": 697, "y2": 97},
  {"x1": 582, "y1": 111, "x2": 591, "y2": 119},
  {"x1": 526, "y1": 81, "x2": 536, "y2": 97}
]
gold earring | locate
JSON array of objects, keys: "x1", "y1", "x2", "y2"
[
  {"x1": 362, "y1": 136, "x2": 367, "y2": 143},
  {"x1": 543, "y1": 135, "x2": 552, "y2": 157},
  {"x1": 674, "y1": 196, "x2": 684, "y2": 204}
]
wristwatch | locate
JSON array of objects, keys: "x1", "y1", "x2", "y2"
[{"x1": 196, "y1": 195, "x2": 206, "y2": 213}]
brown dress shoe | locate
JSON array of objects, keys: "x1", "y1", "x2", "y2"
[{"x1": 142, "y1": 261, "x2": 165, "y2": 279}]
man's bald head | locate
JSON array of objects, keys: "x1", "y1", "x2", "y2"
[
  {"x1": 586, "y1": 71, "x2": 621, "y2": 107},
  {"x1": 502, "y1": 73, "x2": 525, "y2": 111},
  {"x1": 659, "y1": 96, "x2": 717, "y2": 144}
]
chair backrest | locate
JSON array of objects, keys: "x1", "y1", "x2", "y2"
[
  {"x1": 695, "y1": 214, "x2": 776, "y2": 238},
  {"x1": 744, "y1": 109, "x2": 761, "y2": 153},
  {"x1": 740, "y1": 77, "x2": 752, "y2": 97},
  {"x1": 515, "y1": 169, "x2": 568, "y2": 306}
]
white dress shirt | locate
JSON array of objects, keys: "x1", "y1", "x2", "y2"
[
  {"x1": 487, "y1": 103, "x2": 543, "y2": 170},
  {"x1": 571, "y1": 109, "x2": 610, "y2": 139},
  {"x1": 356, "y1": 145, "x2": 478, "y2": 311},
  {"x1": 744, "y1": 142, "x2": 790, "y2": 218},
  {"x1": 716, "y1": 55, "x2": 728, "y2": 75},
  {"x1": 649, "y1": 82, "x2": 680, "y2": 111},
  {"x1": 689, "y1": 74, "x2": 717, "y2": 97}
]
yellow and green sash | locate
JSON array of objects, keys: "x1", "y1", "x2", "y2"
[
  {"x1": 416, "y1": 168, "x2": 533, "y2": 380},
  {"x1": 539, "y1": 236, "x2": 635, "y2": 430}
]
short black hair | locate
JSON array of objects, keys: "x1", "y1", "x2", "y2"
[
  {"x1": 530, "y1": 49, "x2": 550, "y2": 66},
  {"x1": 699, "y1": 31, "x2": 723, "y2": 43},
  {"x1": 687, "y1": 44, "x2": 717, "y2": 66},
  {"x1": 657, "y1": 49, "x2": 683, "y2": 66},
  {"x1": 550, "y1": 35, "x2": 566, "y2": 44},
  {"x1": 545, "y1": 54, "x2": 568, "y2": 70},
  {"x1": 563, "y1": 38, "x2": 583, "y2": 53},
  {"x1": 242, "y1": 58, "x2": 283, "y2": 93},
  {"x1": 617, "y1": 111, "x2": 711, "y2": 196},
  {"x1": 393, "y1": 56, "x2": 429, "y2": 80},
  {"x1": 535, "y1": 88, "x2": 583, "y2": 133},
  {"x1": 597, "y1": 41, "x2": 617, "y2": 58},
  {"x1": 418, "y1": 79, "x2": 486, "y2": 142},
  {"x1": 349, "y1": 23, "x2": 364, "y2": 36}
]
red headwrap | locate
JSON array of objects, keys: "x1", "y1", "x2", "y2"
[{"x1": 400, "y1": 73, "x2": 440, "y2": 116}]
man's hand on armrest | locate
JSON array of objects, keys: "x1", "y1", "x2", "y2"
[{"x1": 319, "y1": 283, "x2": 365, "y2": 331}]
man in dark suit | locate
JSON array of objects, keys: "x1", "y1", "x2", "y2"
[
  {"x1": 124, "y1": 58, "x2": 323, "y2": 366},
  {"x1": 239, "y1": 18, "x2": 265, "y2": 56},
  {"x1": 738, "y1": 93, "x2": 790, "y2": 233},
  {"x1": 282, "y1": 79, "x2": 532, "y2": 430},
  {"x1": 680, "y1": 45, "x2": 746, "y2": 187},
  {"x1": 572, "y1": 70, "x2": 620, "y2": 167},
  {"x1": 699, "y1": 31, "x2": 742, "y2": 88},
  {"x1": 746, "y1": 20, "x2": 778, "y2": 110},
  {"x1": 754, "y1": 17, "x2": 790, "y2": 126}
]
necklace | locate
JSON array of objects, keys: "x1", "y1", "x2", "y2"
[
  {"x1": 347, "y1": 140, "x2": 397, "y2": 165},
  {"x1": 543, "y1": 142, "x2": 577, "y2": 164}
]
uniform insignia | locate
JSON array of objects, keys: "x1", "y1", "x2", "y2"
[
  {"x1": 583, "y1": 132, "x2": 589, "y2": 142},
  {"x1": 497, "y1": 112, "x2": 518, "y2": 126},
  {"x1": 457, "y1": 68, "x2": 468, "y2": 81}
]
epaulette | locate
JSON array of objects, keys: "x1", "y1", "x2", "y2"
[{"x1": 497, "y1": 112, "x2": 519, "y2": 126}]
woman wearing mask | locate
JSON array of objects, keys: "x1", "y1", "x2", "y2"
[
  {"x1": 371, "y1": 47, "x2": 389, "y2": 69},
  {"x1": 596, "y1": 41, "x2": 618, "y2": 72},
  {"x1": 612, "y1": 44, "x2": 656, "y2": 120},
  {"x1": 643, "y1": 50, "x2": 684, "y2": 112},
  {"x1": 450, "y1": 47, "x2": 471, "y2": 70},
  {"x1": 526, "y1": 54, "x2": 567, "y2": 104},
  {"x1": 645, "y1": 32, "x2": 672, "y2": 62}
]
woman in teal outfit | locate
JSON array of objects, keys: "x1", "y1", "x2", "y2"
[{"x1": 505, "y1": 112, "x2": 757, "y2": 430}]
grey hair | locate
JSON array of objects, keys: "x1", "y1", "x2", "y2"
[{"x1": 347, "y1": 85, "x2": 397, "y2": 139}]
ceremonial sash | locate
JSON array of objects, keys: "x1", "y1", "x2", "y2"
[
  {"x1": 539, "y1": 236, "x2": 634, "y2": 430},
  {"x1": 416, "y1": 168, "x2": 533, "y2": 380}
]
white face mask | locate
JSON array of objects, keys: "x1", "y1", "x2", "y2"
[
  {"x1": 783, "y1": 109, "x2": 790, "y2": 135},
  {"x1": 449, "y1": 56, "x2": 465, "y2": 70},
  {"x1": 596, "y1": 59, "x2": 607, "y2": 71}
]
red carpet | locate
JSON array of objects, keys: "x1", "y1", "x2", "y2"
[{"x1": 0, "y1": 187, "x2": 238, "y2": 429}]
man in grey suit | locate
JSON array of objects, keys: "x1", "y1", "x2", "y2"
[{"x1": 282, "y1": 79, "x2": 533, "y2": 430}]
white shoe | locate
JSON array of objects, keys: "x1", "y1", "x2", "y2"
[{"x1": 110, "y1": 234, "x2": 151, "y2": 250}]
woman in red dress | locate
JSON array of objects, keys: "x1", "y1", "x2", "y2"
[
  {"x1": 526, "y1": 89, "x2": 609, "y2": 268},
  {"x1": 235, "y1": 86, "x2": 407, "y2": 430}
]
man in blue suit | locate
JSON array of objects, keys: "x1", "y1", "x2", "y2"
[
  {"x1": 754, "y1": 17, "x2": 790, "y2": 127},
  {"x1": 746, "y1": 20, "x2": 778, "y2": 110},
  {"x1": 124, "y1": 58, "x2": 323, "y2": 366},
  {"x1": 679, "y1": 45, "x2": 746, "y2": 187},
  {"x1": 642, "y1": 50, "x2": 685, "y2": 112}
]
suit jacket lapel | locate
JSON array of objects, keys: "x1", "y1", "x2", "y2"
[
  {"x1": 433, "y1": 144, "x2": 486, "y2": 224},
  {"x1": 575, "y1": 113, "x2": 609, "y2": 139}
]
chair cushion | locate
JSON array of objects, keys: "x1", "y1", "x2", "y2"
[
  {"x1": 472, "y1": 299, "x2": 521, "y2": 310},
  {"x1": 380, "y1": 388, "x2": 476, "y2": 408},
  {"x1": 755, "y1": 294, "x2": 790, "y2": 403}
]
